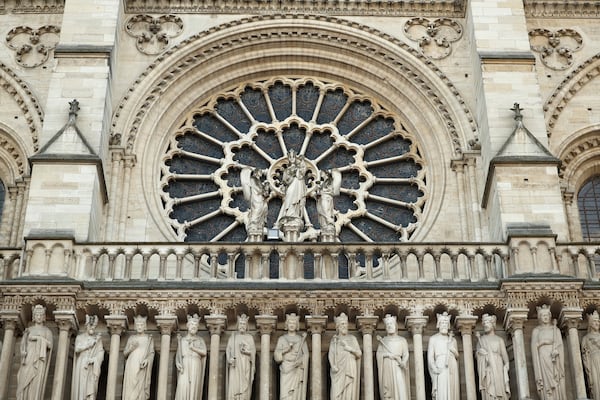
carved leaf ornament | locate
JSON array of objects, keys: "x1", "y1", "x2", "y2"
[
  {"x1": 404, "y1": 18, "x2": 463, "y2": 60},
  {"x1": 161, "y1": 78, "x2": 427, "y2": 243},
  {"x1": 125, "y1": 14, "x2": 184, "y2": 55},
  {"x1": 529, "y1": 28, "x2": 583, "y2": 70},
  {"x1": 5, "y1": 25, "x2": 60, "y2": 68}
]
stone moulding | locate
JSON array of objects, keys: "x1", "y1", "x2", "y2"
[
  {"x1": 524, "y1": 0, "x2": 600, "y2": 18},
  {"x1": 0, "y1": 62, "x2": 43, "y2": 152},
  {"x1": 110, "y1": 14, "x2": 478, "y2": 157},
  {"x1": 123, "y1": 0, "x2": 467, "y2": 17},
  {"x1": 2, "y1": 0, "x2": 65, "y2": 14},
  {"x1": 544, "y1": 53, "x2": 600, "y2": 131}
]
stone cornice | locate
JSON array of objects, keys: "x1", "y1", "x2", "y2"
[
  {"x1": 124, "y1": 0, "x2": 467, "y2": 17},
  {"x1": 524, "y1": 0, "x2": 600, "y2": 18}
]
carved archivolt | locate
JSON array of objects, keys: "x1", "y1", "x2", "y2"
[
  {"x1": 0, "y1": 62, "x2": 43, "y2": 151},
  {"x1": 110, "y1": 15, "x2": 478, "y2": 157},
  {"x1": 125, "y1": 14, "x2": 184, "y2": 55},
  {"x1": 5, "y1": 25, "x2": 60, "y2": 68},
  {"x1": 529, "y1": 28, "x2": 583, "y2": 70},
  {"x1": 404, "y1": 18, "x2": 463, "y2": 60},
  {"x1": 543, "y1": 54, "x2": 600, "y2": 131}
]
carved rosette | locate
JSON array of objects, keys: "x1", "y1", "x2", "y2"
[
  {"x1": 404, "y1": 18, "x2": 462, "y2": 60},
  {"x1": 161, "y1": 77, "x2": 427, "y2": 243},
  {"x1": 529, "y1": 28, "x2": 583, "y2": 70},
  {"x1": 125, "y1": 14, "x2": 183, "y2": 55},
  {"x1": 5, "y1": 25, "x2": 60, "y2": 68}
]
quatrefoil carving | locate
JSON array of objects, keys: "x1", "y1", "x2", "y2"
[
  {"x1": 404, "y1": 18, "x2": 463, "y2": 60},
  {"x1": 529, "y1": 28, "x2": 583, "y2": 70},
  {"x1": 125, "y1": 14, "x2": 183, "y2": 55},
  {"x1": 6, "y1": 25, "x2": 60, "y2": 68}
]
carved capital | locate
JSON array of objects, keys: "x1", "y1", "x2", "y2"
[
  {"x1": 255, "y1": 315, "x2": 277, "y2": 335},
  {"x1": 205, "y1": 314, "x2": 227, "y2": 336},
  {"x1": 53, "y1": 310, "x2": 77, "y2": 333},
  {"x1": 105, "y1": 315, "x2": 128, "y2": 336},
  {"x1": 559, "y1": 307, "x2": 583, "y2": 331},
  {"x1": 504, "y1": 309, "x2": 528, "y2": 333},
  {"x1": 405, "y1": 315, "x2": 429, "y2": 335},
  {"x1": 356, "y1": 315, "x2": 379, "y2": 335},
  {"x1": 455, "y1": 315, "x2": 478, "y2": 335},
  {"x1": 0, "y1": 311, "x2": 23, "y2": 333},
  {"x1": 155, "y1": 315, "x2": 177, "y2": 336},
  {"x1": 306, "y1": 315, "x2": 328, "y2": 335}
]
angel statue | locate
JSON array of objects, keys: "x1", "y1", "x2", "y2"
[
  {"x1": 241, "y1": 167, "x2": 270, "y2": 241},
  {"x1": 316, "y1": 169, "x2": 341, "y2": 241}
]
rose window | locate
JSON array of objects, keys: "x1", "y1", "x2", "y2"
[{"x1": 161, "y1": 77, "x2": 426, "y2": 242}]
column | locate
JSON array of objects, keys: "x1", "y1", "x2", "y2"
[
  {"x1": 505, "y1": 309, "x2": 532, "y2": 400},
  {"x1": 255, "y1": 315, "x2": 277, "y2": 400},
  {"x1": 357, "y1": 315, "x2": 379, "y2": 400},
  {"x1": 456, "y1": 315, "x2": 478, "y2": 400},
  {"x1": 155, "y1": 315, "x2": 177, "y2": 400},
  {"x1": 560, "y1": 308, "x2": 590, "y2": 400},
  {"x1": 205, "y1": 314, "x2": 227, "y2": 399},
  {"x1": 51, "y1": 311, "x2": 77, "y2": 400},
  {"x1": 105, "y1": 315, "x2": 127, "y2": 400},
  {"x1": 406, "y1": 314, "x2": 428, "y2": 400},
  {"x1": 306, "y1": 315, "x2": 327, "y2": 400},
  {"x1": 0, "y1": 313, "x2": 21, "y2": 400}
]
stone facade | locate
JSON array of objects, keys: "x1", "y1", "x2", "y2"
[{"x1": 0, "y1": 1, "x2": 600, "y2": 399}]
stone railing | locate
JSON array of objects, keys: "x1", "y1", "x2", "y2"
[{"x1": 11, "y1": 239, "x2": 600, "y2": 283}]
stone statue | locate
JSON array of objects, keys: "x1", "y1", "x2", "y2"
[
  {"x1": 122, "y1": 315, "x2": 155, "y2": 400},
  {"x1": 16, "y1": 304, "x2": 53, "y2": 400},
  {"x1": 175, "y1": 314, "x2": 207, "y2": 400},
  {"x1": 329, "y1": 312, "x2": 362, "y2": 400},
  {"x1": 316, "y1": 169, "x2": 341, "y2": 239},
  {"x1": 276, "y1": 150, "x2": 307, "y2": 229},
  {"x1": 531, "y1": 304, "x2": 566, "y2": 400},
  {"x1": 376, "y1": 314, "x2": 410, "y2": 400},
  {"x1": 72, "y1": 315, "x2": 105, "y2": 400},
  {"x1": 274, "y1": 313, "x2": 309, "y2": 400},
  {"x1": 475, "y1": 314, "x2": 510, "y2": 400},
  {"x1": 241, "y1": 167, "x2": 270, "y2": 239},
  {"x1": 428, "y1": 311, "x2": 460, "y2": 400},
  {"x1": 226, "y1": 314, "x2": 256, "y2": 400},
  {"x1": 583, "y1": 311, "x2": 600, "y2": 400}
]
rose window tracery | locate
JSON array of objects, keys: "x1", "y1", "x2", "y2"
[{"x1": 160, "y1": 78, "x2": 426, "y2": 242}]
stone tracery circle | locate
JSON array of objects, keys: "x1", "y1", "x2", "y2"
[{"x1": 160, "y1": 77, "x2": 426, "y2": 242}]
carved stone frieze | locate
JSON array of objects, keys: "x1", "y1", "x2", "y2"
[
  {"x1": 123, "y1": 0, "x2": 467, "y2": 17},
  {"x1": 5, "y1": 25, "x2": 60, "y2": 68},
  {"x1": 125, "y1": 15, "x2": 183, "y2": 55},
  {"x1": 529, "y1": 28, "x2": 582, "y2": 70},
  {"x1": 4, "y1": 0, "x2": 64, "y2": 14},
  {"x1": 502, "y1": 281, "x2": 583, "y2": 309},
  {"x1": 404, "y1": 18, "x2": 463, "y2": 60},
  {"x1": 525, "y1": 0, "x2": 600, "y2": 18}
]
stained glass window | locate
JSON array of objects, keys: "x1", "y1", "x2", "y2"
[{"x1": 161, "y1": 78, "x2": 427, "y2": 242}]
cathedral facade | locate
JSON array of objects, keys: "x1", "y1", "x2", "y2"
[{"x1": 0, "y1": 0, "x2": 600, "y2": 399}]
